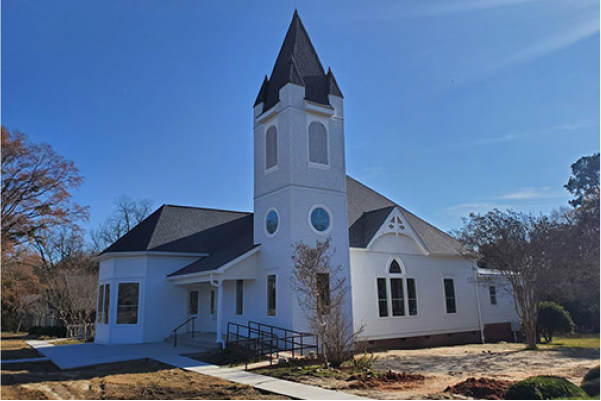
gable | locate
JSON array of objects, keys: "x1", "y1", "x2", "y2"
[{"x1": 346, "y1": 176, "x2": 465, "y2": 256}]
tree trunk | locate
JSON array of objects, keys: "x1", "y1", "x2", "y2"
[{"x1": 525, "y1": 320, "x2": 538, "y2": 350}]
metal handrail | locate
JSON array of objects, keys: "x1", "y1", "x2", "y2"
[
  {"x1": 226, "y1": 321, "x2": 319, "y2": 369},
  {"x1": 172, "y1": 316, "x2": 196, "y2": 347}
]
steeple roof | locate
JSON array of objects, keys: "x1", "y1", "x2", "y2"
[{"x1": 254, "y1": 10, "x2": 343, "y2": 110}]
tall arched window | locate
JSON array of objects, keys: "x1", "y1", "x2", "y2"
[
  {"x1": 376, "y1": 258, "x2": 418, "y2": 317},
  {"x1": 308, "y1": 122, "x2": 328, "y2": 165},
  {"x1": 265, "y1": 126, "x2": 278, "y2": 170}
]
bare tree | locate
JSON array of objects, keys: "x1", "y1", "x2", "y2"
[
  {"x1": 291, "y1": 238, "x2": 360, "y2": 367},
  {"x1": 91, "y1": 196, "x2": 152, "y2": 252},
  {"x1": 35, "y1": 226, "x2": 98, "y2": 332},
  {"x1": 453, "y1": 210, "x2": 558, "y2": 350},
  {"x1": 1, "y1": 126, "x2": 88, "y2": 248}
]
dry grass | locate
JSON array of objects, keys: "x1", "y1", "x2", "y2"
[
  {"x1": 0, "y1": 334, "x2": 287, "y2": 400},
  {"x1": 1, "y1": 334, "x2": 42, "y2": 360},
  {"x1": 1, "y1": 358, "x2": 289, "y2": 400}
]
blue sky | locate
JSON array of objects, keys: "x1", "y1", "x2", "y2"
[{"x1": 2, "y1": 0, "x2": 599, "y2": 237}]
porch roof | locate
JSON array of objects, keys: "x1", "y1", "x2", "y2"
[{"x1": 168, "y1": 243, "x2": 260, "y2": 277}]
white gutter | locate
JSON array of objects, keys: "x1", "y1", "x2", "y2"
[{"x1": 95, "y1": 251, "x2": 208, "y2": 262}]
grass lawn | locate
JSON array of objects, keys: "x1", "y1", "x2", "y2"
[{"x1": 540, "y1": 335, "x2": 600, "y2": 349}]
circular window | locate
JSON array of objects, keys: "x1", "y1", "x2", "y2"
[
  {"x1": 310, "y1": 206, "x2": 331, "y2": 233},
  {"x1": 265, "y1": 209, "x2": 279, "y2": 236}
]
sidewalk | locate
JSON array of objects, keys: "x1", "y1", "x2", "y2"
[{"x1": 27, "y1": 340, "x2": 368, "y2": 400}]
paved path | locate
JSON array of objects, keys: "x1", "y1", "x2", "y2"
[{"x1": 27, "y1": 340, "x2": 368, "y2": 400}]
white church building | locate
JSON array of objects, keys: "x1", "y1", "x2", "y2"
[{"x1": 95, "y1": 12, "x2": 519, "y2": 349}]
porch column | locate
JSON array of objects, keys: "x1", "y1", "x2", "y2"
[{"x1": 216, "y1": 280, "x2": 224, "y2": 347}]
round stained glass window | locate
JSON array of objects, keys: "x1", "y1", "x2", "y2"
[
  {"x1": 310, "y1": 207, "x2": 330, "y2": 232},
  {"x1": 266, "y1": 209, "x2": 279, "y2": 235}
]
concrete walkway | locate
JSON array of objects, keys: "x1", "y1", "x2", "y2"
[{"x1": 27, "y1": 340, "x2": 368, "y2": 400}]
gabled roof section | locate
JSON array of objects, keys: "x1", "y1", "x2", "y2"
[
  {"x1": 255, "y1": 10, "x2": 343, "y2": 110},
  {"x1": 346, "y1": 176, "x2": 465, "y2": 256},
  {"x1": 101, "y1": 205, "x2": 252, "y2": 255}
]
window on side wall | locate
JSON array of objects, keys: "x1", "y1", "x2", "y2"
[
  {"x1": 267, "y1": 275, "x2": 276, "y2": 316},
  {"x1": 210, "y1": 290, "x2": 216, "y2": 315},
  {"x1": 377, "y1": 278, "x2": 388, "y2": 317},
  {"x1": 308, "y1": 122, "x2": 328, "y2": 165},
  {"x1": 407, "y1": 278, "x2": 418, "y2": 316},
  {"x1": 116, "y1": 282, "x2": 139, "y2": 325},
  {"x1": 265, "y1": 126, "x2": 278, "y2": 170},
  {"x1": 236, "y1": 280, "x2": 244, "y2": 315},
  {"x1": 97, "y1": 284, "x2": 110, "y2": 324},
  {"x1": 443, "y1": 278, "x2": 457, "y2": 314},
  {"x1": 390, "y1": 278, "x2": 405, "y2": 316},
  {"x1": 489, "y1": 286, "x2": 497, "y2": 305}
]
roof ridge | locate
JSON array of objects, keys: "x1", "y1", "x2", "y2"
[{"x1": 162, "y1": 204, "x2": 251, "y2": 214}]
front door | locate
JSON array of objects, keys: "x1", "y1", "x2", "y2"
[{"x1": 187, "y1": 289, "x2": 199, "y2": 332}]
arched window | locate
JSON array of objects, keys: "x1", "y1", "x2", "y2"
[
  {"x1": 265, "y1": 126, "x2": 278, "y2": 170},
  {"x1": 308, "y1": 122, "x2": 328, "y2": 165},
  {"x1": 389, "y1": 259, "x2": 402, "y2": 274}
]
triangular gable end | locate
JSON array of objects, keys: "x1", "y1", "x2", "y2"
[{"x1": 366, "y1": 207, "x2": 430, "y2": 255}]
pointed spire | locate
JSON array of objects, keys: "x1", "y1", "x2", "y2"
[
  {"x1": 255, "y1": 11, "x2": 343, "y2": 110},
  {"x1": 254, "y1": 75, "x2": 269, "y2": 106},
  {"x1": 327, "y1": 67, "x2": 343, "y2": 98}
]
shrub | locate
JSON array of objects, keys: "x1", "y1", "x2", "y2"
[
  {"x1": 581, "y1": 378, "x2": 600, "y2": 397},
  {"x1": 505, "y1": 376, "x2": 587, "y2": 400},
  {"x1": 583, "y1": 366, "x2": 600, "y2": 383},
  {"x1": 538, "y1": 302, "x2": 575, "y2": 343},
  {"x1": 27, "y1": 326, "x2": 67, "y2": 338}
]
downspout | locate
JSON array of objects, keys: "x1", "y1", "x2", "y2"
[
  {"x1": 209, "y1": 273, "x2": 226, "y2": 349},
  {"x1": 473, "y1": 266, "x2": 486, "y2": 344}
]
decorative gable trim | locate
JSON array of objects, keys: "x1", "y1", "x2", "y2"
[{"x1": 366, "y1": 207, "x2": 430, "y2": 255}]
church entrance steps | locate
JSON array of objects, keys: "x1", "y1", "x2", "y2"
[{"x1": 164, "y1": 331, "x2": 218, "y2": 350}]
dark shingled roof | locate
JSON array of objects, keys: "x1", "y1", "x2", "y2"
[
  {"x1": 254, "y1": 10, "x2": 343, "y2": 111},
  {"x1": 101, "y1": 205, "x2": 252, "y2": 255},
  {"x1": 346, "y1": 177, "x2": 465, "y2": 255},
  {"x1": 103, "y1": 178, "x2": 463, "y2": 277}
]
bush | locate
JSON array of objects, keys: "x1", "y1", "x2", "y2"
[
  {"x1": 538, "y1": 302, "x2": 575, "y2": 343},
  {"x1": 583, "y1": 366, "x2": 600, "y2": 383},
  {"x1": 581, "y1": 378, "x2": 600, "y2": 397},
  {"x1": 27, "y1": 325, "x2": 67, "y2": 338},
  {"x1": 505, "y1": 376, "x2": 587, "y2": 400}
]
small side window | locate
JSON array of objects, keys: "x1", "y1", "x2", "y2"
[
  {"x1": 489, "y1": 286, "x2": 497, "y2": 305},
  {"x1": 267, "y1": 275, "x2": 277, "y2": 316},
  {"x1": 377, "y1": 278, "x2": 388, "y2": 317},
  {"x1": 444, "y1": 278, "x2": 456, "y2": 314}
]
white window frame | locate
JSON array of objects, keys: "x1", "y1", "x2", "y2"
[
  {"x1": 264, "y1": 207, "x2": 280, "y2": 238},
  {"x1": 115, "y1": 281, "x2": 142, "y2": 326},
  {"x1": 376, "y1": 257, "x2": 419, "y2": 319},
  {"x1": 96, "y1": 282, "x2": 111, "y2": 325},
  {"x1": 308, "y1": 204, "x2": 333, "y2": 235},
  {"x1": 306, "y1": 120, "x2": 330, "y2": 169},
  {"x1": 266, "y1": 273, "x2": 278, "y2": 318},
  {"x1": 489, "y1": 285, "x2": 497, "y2": 306},
  {"x1": 406, "y1": 277, "x2": 419, "y2": 317},
  {"x1": 264, "y1": 125, "x2": 279, "y2": 174},
  {"x1": 235, "y1": 280, "x2": 244, "y2": 316},
  {"x1": 442, "y1": 276, "x2": 457, "y2": 314}
]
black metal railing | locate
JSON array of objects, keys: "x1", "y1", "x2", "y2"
[
  {"x1": 226, "y1": 320, "x2": 318, "y2": 369},
  {"x1": 172, "y1": 316, "x2": 196, "y2": 347}
]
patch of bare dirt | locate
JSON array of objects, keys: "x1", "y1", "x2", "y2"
[
  {"x1": 348, "y1": 370, "x2": 425, "y2": 390},
  {"x1": 1, "y1": 359, "x2": 289, "y2": 400},
  {"x1": 444, "y1": 377, "x2": 514, "y2": 400}
]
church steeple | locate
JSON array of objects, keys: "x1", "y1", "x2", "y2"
[{"x1": 254, "y1": 10, "x2": 343, "y2": 111}]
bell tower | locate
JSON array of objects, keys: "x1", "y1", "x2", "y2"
[{"x1": 252, "y1": 11, "x2": 352, "y2": 331}]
